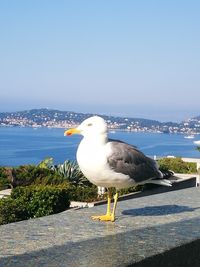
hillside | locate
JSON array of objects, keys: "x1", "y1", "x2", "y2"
[{"x1": 0, "y1": 108, "x2": 199, "y2": 134}]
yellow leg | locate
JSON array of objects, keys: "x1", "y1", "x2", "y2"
[
  {"x1": 110, "y1": 192, "x2": 118, "y2": 222},
  {"x1": 106, "y1": 189, "x2": 111, "y2": 216},
  {"x1": 91, "y1": 190, "x2": 118, "y2": 222},
  {"x1": 91, "y1": 189, "x2": 113, "y2": 221}
]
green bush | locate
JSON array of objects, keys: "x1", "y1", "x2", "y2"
[
  {"x1": 158, "y1": 157, "x2": 197, "y2": 174},
  {"x1": 55, "y1": 160, "x2": 91, "y2": 187},
  {"x1": 0, "y1": 185, "x2": 70, "y2": 225},
  {"x1": 107, "y1": 185, "x2": 143, "y2": 197},
  {"x1": 67, "y1": 185, "x2": 98, "y2": 202},
  {"x1": 67, "y1": 185, "x2": 143, "y2": 202},
  {"x1": 1, "y1": 159, "x2": 91, "y2": 189},
  {"x1": 11, "y1": 185, "x2": 70, "y2": 218},
  {"x1": 39, "y1": 158, "x2": 91, "y2": 187},
  {"x1": 0, "y1": 197, "x2": 29, "y2": 225},
  {"x1": 1, "y1": 165, "x2": 66, "y2": 188},
  {"x1": 0, "y1": 167, "x2": 10, "y2": 190}
]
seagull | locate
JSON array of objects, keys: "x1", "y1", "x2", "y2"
[{"x1": 64, "y1": 116, "x2": 172, "y2": 222}]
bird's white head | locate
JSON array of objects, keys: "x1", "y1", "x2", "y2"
[{"x1": 64, "y1": 116, "x2": 108, "y2": 138}]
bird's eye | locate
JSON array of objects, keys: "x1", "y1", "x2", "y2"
[{"x1": 87, "y1": 123, "x2": 93, "y2": 127}]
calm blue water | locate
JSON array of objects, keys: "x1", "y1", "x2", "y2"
[{"x1": 0, "y1": 127, "x2": 200, "y2": 166}]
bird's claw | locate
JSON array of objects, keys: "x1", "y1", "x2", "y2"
[{"x1": 91, "y1": 214, "x2": 115, "y2": 222}]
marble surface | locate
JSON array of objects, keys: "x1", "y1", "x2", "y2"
[{"x1": 0, "y1": 187, "x2": 200, "y2": 266}]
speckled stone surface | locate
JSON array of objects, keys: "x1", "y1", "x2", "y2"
[{"x1": 0, "y1": 187, "x2": 200, "y2": 267}]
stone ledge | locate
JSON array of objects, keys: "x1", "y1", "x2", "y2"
[{"x1": 0, "y1": 187, "x2": 200, "y2": 267}]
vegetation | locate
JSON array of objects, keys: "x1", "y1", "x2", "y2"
[
  {"x1": 158, "y1": 157, "x2": 197, "y2": 174},
  {"x1": 0, "y1": 167, "x2": 10, "y2": 190},
  {"x1": 0, "y1": 164, "x2": 66, "y2": 190},
  {"x1": 67, "y1": 185, "x2": 98, "y2": 202},
  {"x1": 0, "y1": 197, "x2": 28, "y2": 225},
  {"x1": 12, "y1": 185, "x2": 70, "y2": 217},
  {"x1": 0, "y1": 159, "x2": 99, "y2": 225},
  {"x1": 0, "y1": 185, "x2": 70, "y2": 225},
  {"x1": 40, "y1": 158, "x2": 91, "y2": 187},
  {"x1": 38, "y1": 158, "x2": 99, "y2": 201},
  {"x1": 0, "y1": 156, "x2": 198, "y2": 225}
]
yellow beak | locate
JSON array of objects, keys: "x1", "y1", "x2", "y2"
[{"x1": 64, "y1": 128, "x2": 81, "y2": 136}]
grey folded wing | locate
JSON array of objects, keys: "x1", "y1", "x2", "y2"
[{"x1": 107, "y1": 140, "x2": 162, "y2": 184}]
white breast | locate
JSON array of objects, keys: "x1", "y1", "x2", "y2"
[{"x1": 76, "y1": 139, "x2": 134, "y2": 188}]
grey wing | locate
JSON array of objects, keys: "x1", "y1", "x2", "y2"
[{"x1": 107, "y1": 140, "x2": 161, "y2": 183}]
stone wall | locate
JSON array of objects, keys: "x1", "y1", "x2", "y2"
[{"x1": 0, "y1": 187, "x2": 200, "y2": 266}]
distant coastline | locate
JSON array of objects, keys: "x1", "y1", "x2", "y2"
[{"x1": 0, "y1": 108, "x2": 200, "y2": 135}]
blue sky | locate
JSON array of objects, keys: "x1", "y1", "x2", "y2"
[{"x1": 0, "y1": 0, "x2": 199, "y2": 122}]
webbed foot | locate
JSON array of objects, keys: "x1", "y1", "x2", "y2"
[{"x1": 91, "y1": 214, "x2": 115, "y2": 222}]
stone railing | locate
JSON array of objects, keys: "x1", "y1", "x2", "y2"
[{"x1": 0, "y1": 187, "x2": 200, "y2": 266}]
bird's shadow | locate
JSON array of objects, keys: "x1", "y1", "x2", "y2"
[{"x1": 122, "y1": 205, "x2": 199, "y2": 217}]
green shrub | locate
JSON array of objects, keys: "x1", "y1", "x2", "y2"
[
  {"x1": 66, "y1": 185, "x2": 142, "y2": 202},
  {"x1": 19, "y1": 165, "x2": 66, "y2": 186},
  {"x1": 1, "y1": 165, "x2": 66, "y2": 188},
  {"x1": 39, "y1": 158, "x2": 91, "y2": 187},
  {"x1": 158, "y1": 157, "x2": 197, "y2": 174},
  {"x1": 0, "y1": 167, "x2": 10, "y2": 190},
  {"x1": 33, "y1": 171, "x2": 66, "y2": 186},
  {"x1": 0, "y1": 197, "x2": 28, "y2": 225},
  {"x1": 55, "y1": 160, "x2": 90, "y2": 186},
  {"x1": 104, "y1": 185, "x2": 143, "y2": 200},
  {"x1": 67, "y1": 185, "x2": 98, "y2": 202},
  {"x1": 11, "y1": 185, "x2": 70, "y2": 218},
  {"x1": 3, "y1": 159, "x2": 90, "y2": 188},
  {"x1": 0, "y1": 185, "x2": 70, "y2": 225}
]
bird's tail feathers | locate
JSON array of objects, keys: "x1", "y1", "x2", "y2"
[
  {"x1": 143, "y1": 168, "x2": 173, "y2": 186},
  {"x1": 146, "y1": 179, "x2": 172, "y2": 187}
]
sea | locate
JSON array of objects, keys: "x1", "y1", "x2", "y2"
[{"x1": 0, "y1": 126, "x2": 200, "y2": 167}]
